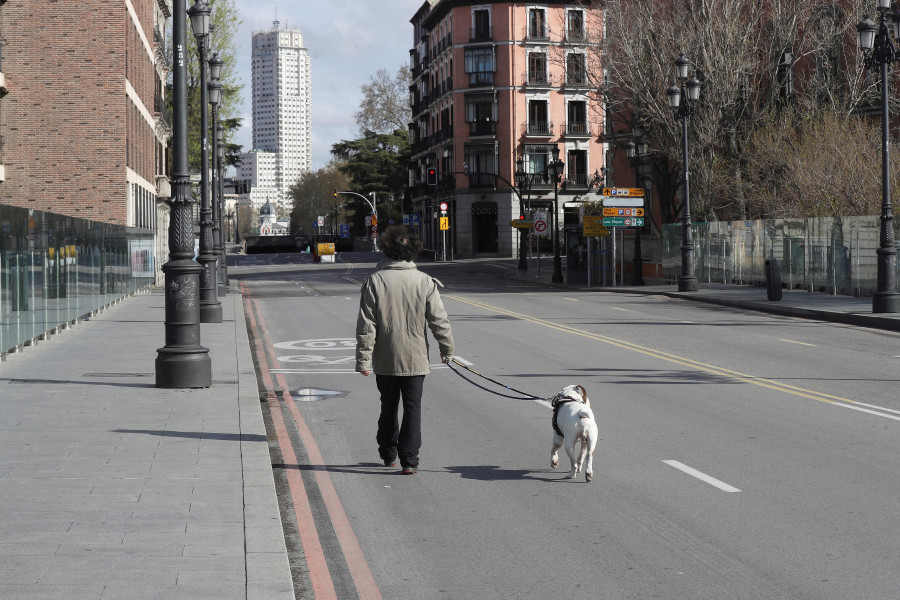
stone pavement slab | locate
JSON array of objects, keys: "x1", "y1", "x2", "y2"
[{"x1": 0, "y1": 290, "x2": 293, "y2": 599}]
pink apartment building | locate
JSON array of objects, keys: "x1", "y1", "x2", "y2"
[{"x1": 409, "y1": 0, "x2": 605, "y2": 259}]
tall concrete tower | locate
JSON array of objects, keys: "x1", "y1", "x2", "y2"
[{"x1": 249, "y1": 19, "x2": 311, "y2": 208}]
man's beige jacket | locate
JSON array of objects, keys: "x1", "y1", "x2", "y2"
[{"x1": 356, "y1": 260, "x2": 454, "y2": 376}]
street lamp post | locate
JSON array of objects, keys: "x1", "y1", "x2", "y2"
[
  {"x1": 626, "y1": 133, "x2": 648, "y2": 285},
  {"x1": 217, "y1": 129, "x2": 228, "y2": 288},
  {"x1": 858, "y1": 3, "x2": 900, "y2": 313},
  {"x1": 188, "y1": 0, "x2": 222, "y2": 322},
  {"x1": 667, "y1": 54, "x2": 701, "y2": 292},
  {"x1": 515, "y1": 157, "x2": 529, "y2": 271},
  {"x1": 226, "y1": 209, "x2": 234, "y2": 243},
  {"x1": 548, "y1": 146, "x2": 565, "y2": 283},
  {"x1": 155, "y1": 0, "x2": 211, "y2": 388},
  {"x1": 208, "y1": 53, "x2": 226, "y2": 297}
]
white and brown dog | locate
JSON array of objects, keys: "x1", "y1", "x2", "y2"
[{"x1": 550, "y1": 385, "x2": 598, "y2": 482}]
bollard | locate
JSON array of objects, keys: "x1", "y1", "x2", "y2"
[{"x1": 765, "y1": 257, "x2": 782, "y2": 301}]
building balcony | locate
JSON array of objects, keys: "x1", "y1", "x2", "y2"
[
  {"x1": 523, "y1": 26, "x2": 550, "y2": 43},
  {"x1": 468, "y1": 121, "x2": 496, "y2": 137},
  {"x1": 565, "y1": 29, "x2": 587, "y2": 43},
  {"x1": 565, "y1": 173, "x2": 590, "y2": 189},
  {"x1": 522, "y1": 70, "x2": 553, "y2": 88},
  {"x1": 564, "y1": 74, "x2": 591, "y2": 89},
  {"x1": 522, "y1": 121, "x2": 554, "y2": 137},
  {"x1": 565, "y1": 121, "x2": 592, "y2": 137},
  {"x1": 155, "y1": 92, "x2": 173, "y2": 130},
  {"x1": 470, "y1": 27, "x2": 492, "y2": 43},
  {"x1": 468, "y1": 72, "x2": 495, "y2": 87}
]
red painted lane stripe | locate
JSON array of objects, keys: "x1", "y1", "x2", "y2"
[
  {"x1": 243, "y1": 286, "x2": 337, "y2": 599},
  {"x1": 283, "y1": 390, "x2": 383, "y2": 600},
  {"x1": 267, "y1": 393, "x2": 338, "y2": 600},
  {"x1": 245, "y1": 287, "x2": 382, "y2": 599}
]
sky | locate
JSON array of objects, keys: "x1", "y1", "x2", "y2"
[{"x1": 231, "y1": 0, "x2": 424, "y2": 173}]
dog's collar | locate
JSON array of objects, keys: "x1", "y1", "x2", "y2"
[{"x1": 551, "y1": 393, "x2": 585, "y2": 408}]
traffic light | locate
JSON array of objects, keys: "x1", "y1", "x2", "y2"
[
  {"x1": 333, "y1": 188, "x2": 338, "y2": 198},
  {"x1": 427, "y1": 167, "x2": 437, "y2": 186}
]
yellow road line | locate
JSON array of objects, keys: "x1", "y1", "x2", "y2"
[
  {"x1": 445, "y1": 294, "x2": 884, "y2": 414},
  {"x1": 779, "y1": 339, "x2": 816, "y2": 347}
]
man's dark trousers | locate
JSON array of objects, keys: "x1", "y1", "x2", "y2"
[{"x1": 375, "y1": 375, "x2": 425, "y2": 468}]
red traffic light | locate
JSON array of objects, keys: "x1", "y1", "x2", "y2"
[{"x1": 427, "y1": 167, "x2": 438, "y2": 186}]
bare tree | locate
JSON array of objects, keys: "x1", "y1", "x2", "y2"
[
  {"x1": 593, "y1": 0, "x2": 870, "y2": 222},
  {"x1": 354, "y1": 65, "x2": 413, "y2": 135}
]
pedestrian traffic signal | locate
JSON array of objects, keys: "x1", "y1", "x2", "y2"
[{"x1": 427, "y1": 167, "x2": 437, "y2": 186}]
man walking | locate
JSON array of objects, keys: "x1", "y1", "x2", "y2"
[{"x1": 356, "y1": 226, "x2": 454, "y2": 474}]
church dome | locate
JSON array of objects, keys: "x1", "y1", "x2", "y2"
[{"x1": 259, "y1": 202, "x2": 274, "y2": 216}]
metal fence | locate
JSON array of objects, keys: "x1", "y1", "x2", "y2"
[
  {"x1": 662, "y1": 216, "x2": 900, "y2": 296},
  {"x1": 1, "y1": 204, "x2": 155, "y2": 357}
]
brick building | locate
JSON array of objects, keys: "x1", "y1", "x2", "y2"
[
  {"x1": 408, "y1": 0, "x2": 605, "y2": 259},
  {"x1": 0, "y1": 0, "x2": 172, "y2": 273}
]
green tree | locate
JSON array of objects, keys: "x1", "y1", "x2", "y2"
[
  {"x1": 168, "y1": 0, "x2": 244, "y2": 173},
  {"x1": 331, "y1": 129, "x2": 410, "y2": 195},
  {"x1": 289, "y1": 164, "x2": 352, "y2": 237}
]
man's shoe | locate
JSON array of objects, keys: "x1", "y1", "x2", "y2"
[
  {"x1": 402, "y1": 466, "x2": 418, "y2": 475},
  {"x1": 384, "y1": 459, "x2": 397, "y2": 467}
]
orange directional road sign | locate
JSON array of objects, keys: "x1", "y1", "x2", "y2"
[
  {"x1": 603, "y1": 187, "x2": 644, "y2": 197},
  {"x1": 602, "y1": 208, "x2": 644, "y2": 217}
]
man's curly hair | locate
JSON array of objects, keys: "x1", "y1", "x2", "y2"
[{"x1": 379, "y1": 225, "x2": 423, "y2": 262}]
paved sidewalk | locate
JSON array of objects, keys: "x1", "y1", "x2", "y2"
[
  {"x1": 0, "y1": 290, "x2": 293, "y2": 600},
  {"x1": 505, "y1": 266, "x2": 900, "y2": 332}
]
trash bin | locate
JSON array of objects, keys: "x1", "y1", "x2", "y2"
[{"x1": 765, "y1": 257, "x2": 782, "y2": 301}]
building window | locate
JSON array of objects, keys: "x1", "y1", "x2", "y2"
[
  {"x1": 465, "y1": 93, "x2": 497, "y2": 136},
  {"x1": 465, "y1": 47, "x2": 495, "y2": 86},
  {"x1": 527, "y1": 99, "x2": 550, "y2": 135},
  {"x1": 524, "y1": 144, "x2": 552, "y2": 185},
  {"x1": 528, "y1": 52, "x2": 547, "y2": 85},
  {"x1": 567, "y1": 101, "x2": 588, "y2": 135},
  {"x1": 567, "y1": 10, "x2": 585, "y2": 41},
  {"x1": 472, "y1": 8, "x2": 491, "y2": 42},
  {"x1": 567, "y1": 149, "x2": 588, "y2": 187},
  {"x1": 566, "y1": 53, "x2": 586, "y2": 86},
  {"x1": 528, "y1": 8, "x2": 547, "y2": 40},
  {"x1": 465, "y1": 143, "x2": 495, "y2": 187}
]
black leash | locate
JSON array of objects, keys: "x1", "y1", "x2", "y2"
[{"x1": 447, "y1": 358, "x2": 548, "y2": 401}]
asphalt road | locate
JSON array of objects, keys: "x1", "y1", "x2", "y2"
[{"x1": 232, "y1": 255, "x2": 900, "y2": 600}]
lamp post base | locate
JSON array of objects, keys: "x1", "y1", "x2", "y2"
[
  {"x1": 678, "y1": 276, "x2": 698, "y2": 292},
  {"x1": 156, "y1": 347, "x2": 212, "y2": 388},
  {"x1": 200, "y1": 301, "x2": 224, "y2": 323},
  {"x1": 872, "y1": 291, "x2": 900, "y2": 313},
  {"x1": 155, "y1": 258, "x2": 211, "y2": 389}
]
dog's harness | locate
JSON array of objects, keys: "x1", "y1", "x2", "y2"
[{"x1": 550, "y1": 393, "x2": 586, "y2": 437}]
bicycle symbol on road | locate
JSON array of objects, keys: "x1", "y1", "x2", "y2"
[
  {"x1": 274, "y1": 338, "x2": 356, "y2": 370},
  {"x1": 274, "y1": 338, "x2": 356, "y2": 351}
]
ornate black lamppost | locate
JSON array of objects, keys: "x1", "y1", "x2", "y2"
[
  {"x1": 208, "y1": 53, "x2": 226, "y2": 297},
  {"x1": 188, "y1": 0, "x2": 221, "y2": 322},
  {"x1": 515, "y1": 157, "x2": 529, "y2": 271},
  {"x1": 548, "y1": 146, "x2": 565, "y2": 283},
  {"x1": 155, "y1": 0, "x2": 211, "y2": 388},
  {"x1": 858, "y1": 2, "x2": 900, "y2": 313},
  {"x1": 667, "y1": 54, "x2": 701, "y2": 292},
  {"x1": 217, "y1": 128, "x2": 228, "y2": 289},
  {"x1": 626, "y1": 132, "x2": 648, "y2": 286},
  {"x1": 226, "y1": 209, "x2": 235, "y2": 243}
]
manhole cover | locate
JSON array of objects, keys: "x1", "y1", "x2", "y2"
[{"x1": 295, "y1": 388, "x2": 343, "y2": 402}]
